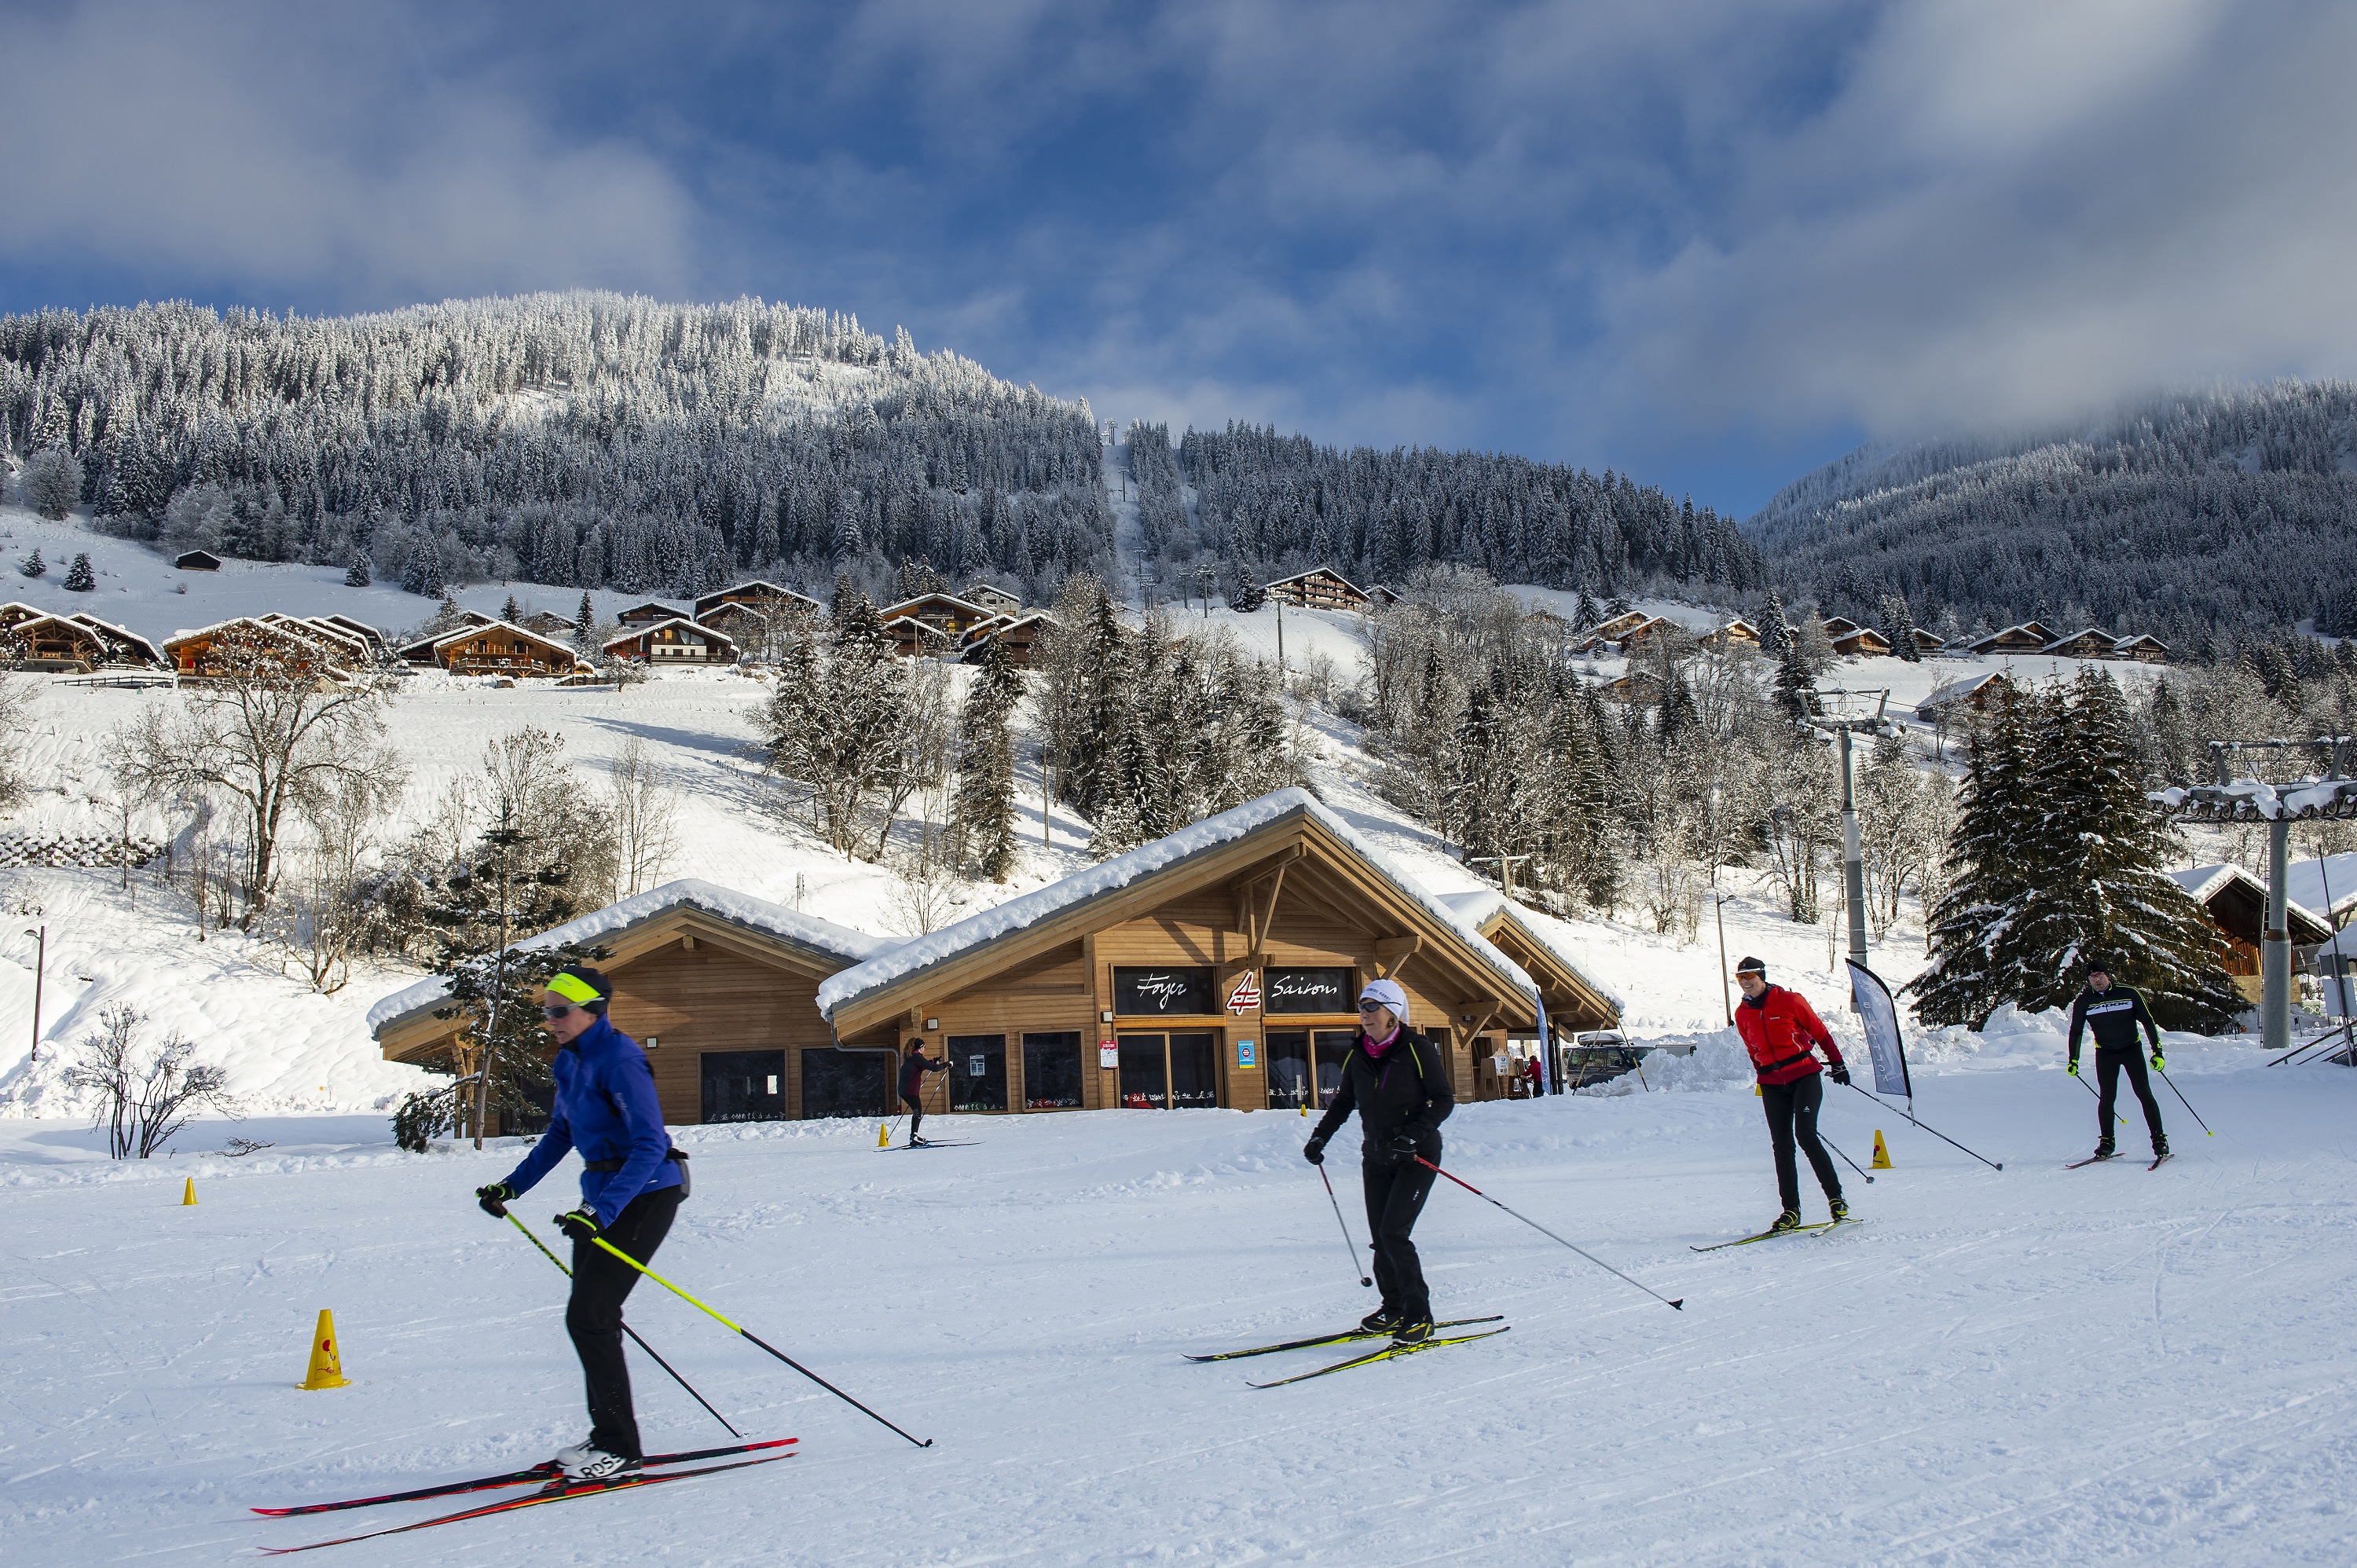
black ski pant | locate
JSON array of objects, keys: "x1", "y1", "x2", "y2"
[
  {"x1": 2095, "y1": 1045, "x2": 2165, "y2": 1151},
  {"x1": 1362, "y1": 1153, "x2": 1438, "y2": 1324},
  {"x1": 1761, "y1": 1073, "x2": 1842, "y2": 1215},
  {"x1": 566, "y1": 1186, "x2": 682, "y2": 1461},
  {"x1": 903, "y1": 1091, "x2": 926, "y2": 1141}
]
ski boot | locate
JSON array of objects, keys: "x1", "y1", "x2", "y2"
[
  {"x1": 2151, "y1": 1136, "x2": 2169, "y2": 1162},
  {"x1": 2094, "y1": 1139, "x2": 2117, "y2": 1162},
  {"x1": 1828, "y1": 1196, "x2": 1850, "y2": 1224},
  {"x1": 1391, "y1": 1319, "x2": 1435, "y2": 1346},
  {"x1": 555, "y1": 1441, "x2": 640, "y2": 1482},
  {"x1": 1358, "y1": 1307, "x2": 1401, "y2": 1335},
  {"x1": 1767, "y1": 1208, "x2": 1803, "y2": 1235}
]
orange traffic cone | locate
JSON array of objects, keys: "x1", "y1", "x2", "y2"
[
  {"x1": 1871, "y1": 1130, "x2": 1893, "y2": 1170},
  {"x1": 181, "y1": 1178, "x2": 197, "y2": 1206},
  {"x1": 301, "y1": 1309, "x2": 350, "y2": 1390}
]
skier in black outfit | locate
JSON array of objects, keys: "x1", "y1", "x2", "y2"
[
  {"x1": 900, "y1": 1039, "x2": 949, "y2": 1145},
  {"x1": 2066, "y1": 957, "x2": 2168, "y2": 1162},
  {"x1": 1303, "y1": 977, "x2": 1453, "y2": 1344}
]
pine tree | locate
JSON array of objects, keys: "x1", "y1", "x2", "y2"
[
  {"x1": 1997, "y1": 671, "x2": 2242, "y2": 1030},
  {"x1": 1572, "y1": 585, "x2": 1602, "y2": 632},
  {"x1": 402, "y1": 541, "x2": 444, "y2": 597},
  {"x1": 18, "y1": 549, "x2": 45, "y2": 580},
  {"x1": 573, "y1": 592, "x2": 596, "y2": 651},
  {"x1": 1773, "y1": 637, "x2": 1816, "y2": 719},
  {"x1": 343, "y1": 556, "x2": 372, "y2": 588},
  {"x1": 62, "y1": 552, "x2": 94, "y2": 592},
  {"x1": 1882, "y1": 594, "x2": 1923, "y2": 663},
  {"x1": 1911, "y1": 687, "x2": 2043, "y2": 1028},
  {"x1": 1759, "y1": 589, "x2": 1791, "y2": 656},
  {"x1": 953, "y1": 636, "x2": 1024, "y2": 881},
  {"x1": 501, "y1": 593, "x2": 522, "y2": 624}
]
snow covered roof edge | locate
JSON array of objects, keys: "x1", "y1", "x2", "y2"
[
  {"x1": 1435, "y1": 889, "x2": 1626, "y2": 1013},
  {"x1": 2166, "y1": 863, "x2": 2328, "y2": 931},
  {"x1": 365, "y1": 878, "x2": 897, "y2": 1034},
  {"x1": 815, "y1": 788, "x2": 1540, "y2": 1018}
]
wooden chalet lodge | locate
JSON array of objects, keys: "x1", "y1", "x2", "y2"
[
  {"x1": 164, "y1": 617, "x2": 357, "y2": 680},
  {"x1": 369, "y1": 789, "x2": 1622, "y2": 1131},
  {"x1": 615, "y1": 600, "x2": 685, "y2": 628},
  {"x1": 960, "y1": 611, "x2": 1054, "y2": 669},
  {"x1": 1263, "y1": 568, "x2": 1371, "y2": 613},
  {"x1": 0, "y1": 603, "x2": 167, "y2": 672},
  {"x1": 2167, "y1": 864, "x2": 2333, "y2": 1003},
  {"x1": 603, "y1": 617, "x2": 738, "y2": 665},
  {"x1": 399, "y1": 620, "x2": 589, "y2": 679}
]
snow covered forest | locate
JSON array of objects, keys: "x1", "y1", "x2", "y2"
[
  {"x1": 1126, "y1": 419, "x2": 1761, "y2": 603},
  {"x1": 1752, "y1": 382, "x2": 2357, "y2": 648}
]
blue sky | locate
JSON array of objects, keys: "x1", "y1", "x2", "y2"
[{"x1": 4, "y1": 0, "x2": 2352, "y2": 516}]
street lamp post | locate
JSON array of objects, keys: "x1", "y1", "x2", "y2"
[{"x1": 21, "y1": 926, "x2": 43, "y2": 1065}]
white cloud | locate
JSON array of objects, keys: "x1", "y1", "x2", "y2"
[{"x1": 0, "y1": 0, "x2": 695, "y2": 304}]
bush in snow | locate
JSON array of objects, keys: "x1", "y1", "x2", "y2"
[
  {"x1": 343, "y1": 556, "x2": 371, "y2": 588},
  {"x1": 61, "y1": 1005, "x2": 237, "y2": 1159},
  {"x1": 17, "y1": 548, "x2": 45, "y2": 579},
  {"x1": 17, "y1": 447, "x2": 81, "y2": 520}
]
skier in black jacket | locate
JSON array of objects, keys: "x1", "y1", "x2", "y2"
[
  {"x1": 900, "y1": 1039, "x2": 949, "y2": 1146},
  {"x1": 1303, "y1": 977, "x2": 1454, "y2": 1343},
  {"x1": 2066, "y1": 957, "x2": 2168, "y2": 1162}
]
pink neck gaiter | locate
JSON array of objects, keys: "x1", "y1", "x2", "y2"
[{"x1": 1364, "y1": 1023, "x2": 1402, "y2": 1059}]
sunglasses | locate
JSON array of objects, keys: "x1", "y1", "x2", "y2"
[
  {"x1": 1357, "y1": 1001, "x2": 1390, "y2": 1013},
  {"x1": 542, "y1": 1003, "x2": 579, "y2": 1020}
]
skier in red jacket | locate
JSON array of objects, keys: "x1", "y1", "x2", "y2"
[{"x1": 1732, "y1": 956, "x2": 1850, "y2": 1233}]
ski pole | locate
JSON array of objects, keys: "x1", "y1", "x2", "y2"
[
  {"x1": 1819, "y1": 1134, "x2": 1875, "y2": 1185},
  {"x1": 1842, "y1": 1082, "x2": 2003, "y2": 1170},
  {"x1": 577, "y1": 1229, "x2": 933, "y2": 1448},
  {"x1": 2073, "y1": 1070, "x2": 2128, "y2": 1127},
  {"x1": 1412, "y1": 1156, "x2": 1683, "y2": 1311},
  {"x1": 1316, "y1": 1163, "x2": 1374, "y2": 1288},
  {"x1": 2153, "y1": 1066, "x2": 2215, "y2": 1137},
  {"x1": 504, "y1": 1214, "x2": 741, "y2": 1439}
]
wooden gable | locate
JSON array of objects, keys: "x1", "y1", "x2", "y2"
[
  {"x1": 695, "y1": 581, "x2": 823, "y2": 620},
  {"x1": 1831, "y1": 627, "x2": 1893, "y2": 658},
  {"x1": 431, "y1": 621, "x2": 581, "y2": 678},
  {"x1": 880, "y1": 592, "x2": 992, "y2": 639},
  {"x1": 603, "y1": 617, "x2": 739, "y2": 663},
  {"x1": 2041, "y1": 628, "x2": 2117, "y2": 658},
  {"x1": 1590, "y1": 610, "x2": 1651, "y2": 640},
  {"x1": 1263, "y1": 568, "x2": 1369, "y2": 612},
  {"x1": 885, "y1": 614, "x2": 958, "y2": 658},
  {"x1": 964, "y1": 613, "x2": 1054, "y2": 668},
  {"x1": 164, "y1": 617, "x2": 350, "y2": 680},
  {"x1": 615, "y1": 600, "x2": 684, "y2": 627},
  {"x1": 962, "y1": 581, "x2": 1023, "y2": 615},
  {"x1": 62, "y1": 614, "x2": 165, "y2": 668},
  {"x1": 3, "y1": 614, "x2": 106, "y2": 671},
  {"x1": 1464, "y1": 910, "x2": 1619, "y2": 1035}
]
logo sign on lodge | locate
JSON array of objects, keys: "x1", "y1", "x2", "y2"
[{"x1": 1226, "y1": 972, "x2": 1263, "y2": 1014}]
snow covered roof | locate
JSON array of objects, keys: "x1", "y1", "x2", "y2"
[
  {"x1": 2039, "y1": 627, "x2": 2117, "y2": 653},
  {"x1": 427, "y1": 617, "x2": 576, "y2": 653},
  {"x1": 2165, "y1": 863, "x2": 2329, "y2": 938},
  {"x1": 2287, "y1": 853, "x2": 2357, "y2": 916},
  {"x1": 602, "y1": 617, "x2": 737, "y2": 651},
  {"x1": 1915, "y1": 672, "x2": 2009, "y2": 714},
  {"x1": 1436, "y1": 889, "x2": 1625, "y2": 1013},
  {"x1": 881, "y1": 592, "x2": 989, "y2": 621},
  {"x1": 365, "y1": 879, "x2": 897, "y2": 1035},
  {"x1": 1262, "y1": 566, "x2": 1367, "y2": 595},
  {"x1": 816, "y1": 788, "x2": 1541, "y2": 1020},
  {"x1": 696, "y1": 581, "x2": 823, "y2": 614}
]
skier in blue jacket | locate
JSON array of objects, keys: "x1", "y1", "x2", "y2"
[{"x1": 474, "y1": 967, "x2": 684, "y2": 1481}]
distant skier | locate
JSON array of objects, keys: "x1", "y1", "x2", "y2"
[
  {"x1": 1732, "y1": 956, "x2": 1850, "y2": 1233},
  {"x1": 900, "y1": 1039, "x2": 950, "y2": 1145},
  {"x1": 2066, "y1": 957, "x2": 2168, "y2": 1163},
  {"x1": 471, "y1": 967, "x2": 686, "y2": 1482},
  {"x1": 1302, "y1": 978, "x2": 1454, "y2": 1343}
]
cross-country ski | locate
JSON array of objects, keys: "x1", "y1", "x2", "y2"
[
  {"x1": 252, "y1": 1438, "x2": 797, "y2": 1516},
  {"x1": 1245, "y1": 1327, "x2": 1513, "y2": 1389},
  {"x1": 1186, "y1": 1315, "x2": 1505, "y2": 1362}
]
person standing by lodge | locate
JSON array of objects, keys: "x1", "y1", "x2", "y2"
[
  {"x1": 900, "y1": 1038, "x2": 950, "y2": 1146},
  {"x1": 2066, "y1": 957, "x2": 2168, "y2": 1163},
  {"x1": 472, "y1": 968, "x2": 686, "y2": 1482},
  {"x1": 1302, "y1": 978, "x2": 1454, "y2": 1343},
  {"x1": 1732, "y1": 956, "x2": 1850, "y2": 1233}
]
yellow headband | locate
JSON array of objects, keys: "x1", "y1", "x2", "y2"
[{"x1": 545, "y1": 972, "x2": 603, "y2": 1005}]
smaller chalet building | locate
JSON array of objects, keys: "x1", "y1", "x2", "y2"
[
  {"x1": 603, "y1": 617, "x2": 738, "y2": 665},
  {"x1": 1963, "y1": 622, "x2": 2058, "y2": 657},
  {"x1": 962, "y1": 582, "x2": 1023, "y2": 617},
  {"x1": 1588, "y1": 610, "x2": 1652, "y2": 641},
  {"x1": 2167, "y1": 864, "x2": 2332, "y2": 1003},
  {"x1": 880, "y1": 592, "x2": 993, "y2": 641},
  {"x1": 962, "y1": 611, "x2": 1054, "y2": 669},
  {"x1": 885, "y1": 615, "x2": 958, "y2": 660},
  {"x1": 2040, "y1": 628, "x2": 2118, "y2": 660},
  {"x1": 61, "y1": 613, "x2": 165, "y2": 669},
  {"x1": 1915, "y1": 672, "x2": 2012, "y2": 721},
  {"x1": 1830, "y1": 626, "x2": 1893, "y2": 658},
  {"x1": 1818, "y1": 615, "x2": 1863, "y2": 641},
  {"x1": 164, "y1": 617, "x2": 353, "y2": 681},
  {"x1": 695, "y1": 581, "x2": 823, "y2": 623},
  {"x1": 173, "y1": 550, "x2": 222, "y2": 572},
  {"x1": 614, "y1": 600, "x2": 685, "y2": 628},
  {"x1": 1263, "y1": 568, "x2": 1370, "y2": 613},
  {"x1": 1439, "y1": 889, "x2": 1622, "y2": 1099},
  {"x1": 2110, "y1": 633, "x2": 2170, "y2": 664},
  {"x1": 2, "y1": 614, "x2": 113, "y2": 672},
  {"x1": 1699, "y1": 618, "x2": 1761, "y2": 651}
]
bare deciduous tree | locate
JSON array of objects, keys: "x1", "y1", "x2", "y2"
[
  {"x1": 63, "y1": 1005, "x2": 236, "y2": 1159},
  {"x1": 607, "y1": 738, "x2": 682, "y2": 897},
  {"x1": 118, "y1": 628, "x2": 398, "y2": 927}
]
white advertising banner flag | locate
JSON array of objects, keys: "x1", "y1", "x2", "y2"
[{"x1": 1846, "y1": 959, "x2": 1913, "y2": 1101}]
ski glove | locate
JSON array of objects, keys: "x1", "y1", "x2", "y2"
[
  {"x1": 475, "y1": 1181, "x2": 514, "y2": 1218},
  {"x1": 2066, "y1": 1059, "x2": 2080, "y2": 1077},
  {"x1": 1302, "y1": 1137, "x2": 1327, "y2": 1166},
  {"x1": 2150, "y1": 1052, "x2": 2165, "y2": 1072},
  {"x1": 1827, "y1": 1063, "x2": 1851, "y2": 1086},
  {"x1": 555, "y1": 1207, "x2": 602, "y2": 1242},
  {"x1": 1386, "y1": 1130, "x2": 1424, "y2": 1158}
]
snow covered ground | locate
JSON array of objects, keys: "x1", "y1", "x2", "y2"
[{"x1": 5, "y1": 1031, "x2": 2353, "y2": 1566}]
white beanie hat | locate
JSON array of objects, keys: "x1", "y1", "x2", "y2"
[{"x1": 1358, "y1": 977, "x2": 1409, "y2": 1023}]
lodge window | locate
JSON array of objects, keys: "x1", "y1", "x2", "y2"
[
  {"x1": 1022, "y1": 1031, "x2": 1083, "y2": 1108},
  {"x1": 1118, "y1": 1031, "x2": 1218, "y2": 1109},
  {"x1": 800, "y1": 1046, "x2": 896, "y2": 1120},
  {"x1": 701, "y1": 1050, "x2": 786, "y2": 1123},
  {"x1": 1264, "y1": 1029, "x2": 1357, "y2": 1108},
  {"x1": 1263, "y1": 967, "x2": 1352, "y2": 1014},
  {"x1": 1113, "y1": 965, "x2": 1214, "y2": 1016},
  {"x1": 948, "y1": 1034, "x2": 1008, "y2": 1112}
]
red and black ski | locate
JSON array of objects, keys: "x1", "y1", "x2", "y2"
[
  {"x1": 253, "y1": 1438, "x2": 794, "y2": 1517},
  {"x1": 2063, "y1": 1152, "x2": 2121, "y2": 1169},
  {"x1": 259, "y1": 1451, "x2": 795, "y2": 1555},
  {"x1": 2148, "y1": 1152, "x2": 2172, "y2": 1171}
]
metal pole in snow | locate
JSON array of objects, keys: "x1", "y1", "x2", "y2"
[{"x1": 2264, "y1": 816, "x2": 2292, "y2": 1055}]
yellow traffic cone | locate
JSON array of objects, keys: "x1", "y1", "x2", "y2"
[
  {"x1": 1299, "y1": 1104, "x2": 1308, "y2": 1116},
  {"x1": 301, "y1": 1309, "x2": 351, "y2": 1390},
  {"x1": 877, "y1": 1120, "x2": 891, "y2": 1149},
  {"x1": 1871, "y1": 1130, "x2": 1893, "y2": 1169},
  {"x1": 181, "y1": 1178, "x2": 197, "y2": 1206}
]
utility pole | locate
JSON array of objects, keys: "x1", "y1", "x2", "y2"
[{"x1": 1804, "y1": 690, "x2": 1890, "y2": 975}]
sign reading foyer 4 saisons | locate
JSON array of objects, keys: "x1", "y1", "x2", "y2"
[{"x1": 368, "y1": 791, "x2": 1622, "y2": 1126}]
